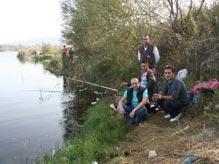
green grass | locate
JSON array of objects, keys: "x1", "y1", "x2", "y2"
[
  {"x1": 33, "y1": 53, "x2": 65, "y2": 75},
  {"x1": 42, "y1": 100, "x2": 127, "y2": 164}
]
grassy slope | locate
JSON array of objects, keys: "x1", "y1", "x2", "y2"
[{"x1": 42, "y1": 101, "x2": 128, "y2": 164}]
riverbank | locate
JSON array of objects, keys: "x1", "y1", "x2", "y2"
[
  {"x1": 42, "y1": 101, "x2": 128, "y2": 163},
  {"x1": 20, "y1": 52, "x2": 219, "y2": 163},
  {"x1": 28, "y1": 52, "x2": 130, "y2": 163},
  {"x1": 41, "y1": 91, "x2": 219, "y2": 163}
]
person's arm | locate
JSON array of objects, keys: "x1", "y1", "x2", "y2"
[
  {"x1": 137, "y1": 50, "x2": 141, "y2": 61},
  {"x1": 129, "y1": 96, "x2": 148, "y2": 118},
  {"x1": 157, "y1": 81, "x2": 180, "y2": 100},
  {"x1": 153, "y1": 46, "x2": 160, "y2": 64},
  {"x1": 134, "y1": 96, "x2": 148, "y2": 112},
  {"x1": 130, "y1": 90, "x2": 148, "y2": 117},
  {"x1": 159, "y1": 94, "x2": 172, "y2": 100},
  {"x1": 153, "y1": 81, "x2": 168, "y2": 101},
  {"x1": 118, "y1": 90, "x2": 127, "y2": 114},
  {"x1": 170, "y1": 80, "x2": 181, "y2": 101},
  {"x1": 118, "y1": 97, "x2": 126, "y2": 110}
]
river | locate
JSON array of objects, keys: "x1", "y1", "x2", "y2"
[{"x1": 0, "y1": 52, "x2": 97, "y2": 164}]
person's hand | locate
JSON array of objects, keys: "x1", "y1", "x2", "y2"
[
  {"x1": 130, "y1": 110, "x2": 135, "y2": 118},
  {"x1": 153, "y1": 93, "x2": 160, "y2": 101}
]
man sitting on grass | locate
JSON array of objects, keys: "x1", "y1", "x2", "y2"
[
  {"x1": 116, "y1": 78, "x2": 148, "y2": 126},
  {"x1": 153, "y1": 65, "x2": 189, "y2": 122}
]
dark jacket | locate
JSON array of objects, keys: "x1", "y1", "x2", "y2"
[
  {"x1": 163, "y1": 78, "x2": 189, "y2": 105},
  {"x1": 147, "y1": 78, "x2": 157, "y2": 101},
  {"x1": 139, "y1": 44, "x2": 156, "y2": 69}
]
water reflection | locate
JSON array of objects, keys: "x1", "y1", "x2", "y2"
[
  {"x1": 0, "y1": 52, "x2": 107, "y2": 163},
  {"x1": 62, "y1": 77, "x2": 98, "y2": 138},
  {"x1": 16, "y1": 52, "x2": 32, "y2": 64},
  {"x1": 0, "y1": 52, "x2": 64, "y2": 164}
]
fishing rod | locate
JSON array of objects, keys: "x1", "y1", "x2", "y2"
[
  {"x1": 23, "y1": 90, "x2": 72, "y2": 93},
  {"x1": 64, "y1": 77, "x2": 119, "y2": 92},
  {"x1": 24, "y1": 78, "x2": 119, "y2": 94},
  {"x1": 24, "y1": 79, "x2": 119, "y2": 93}
]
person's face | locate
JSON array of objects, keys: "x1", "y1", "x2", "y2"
[
  {"x1": 143, "y1": 36, "x2": 150, "y2": 46},
  {"x1": 131, "y1": 79, "x2": 139, "y2": 90},
  {"x1": 141, "y1": 63, "x2": 149, "y2": 71},
  {"x1": 164, "y1": 69, "x2": 175, "y2": 81}
]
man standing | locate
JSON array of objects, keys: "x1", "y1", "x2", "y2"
[
  {"x1": 153, "y1": 65, "x2": 189, "y2": 122},
  {"x1": 138, "y1": 35, "x2": 160, "y2": 71},
  {"x1": 117, "y1": 78, "x2": 148, "y2": 126},
  {"x1": 62, "y1": 45, "x2": 68, "y2": 56}
]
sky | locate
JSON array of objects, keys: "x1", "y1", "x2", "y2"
[{"x1": 0, "y1": 0, "x2": 62, "y2": 44}]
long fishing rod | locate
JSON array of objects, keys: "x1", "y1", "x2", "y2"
[
  {"x1": 24, "y1": 90, "x2": 69, "y2": 93},
  {"x1": 24, "y1": 78, "x2": 119, "y2": 93},
  {"x1": 65, "y1": 77, "x2": 119, "y2": 92}
]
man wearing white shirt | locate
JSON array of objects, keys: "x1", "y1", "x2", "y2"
[{"x1": 138, "y1": 35, "x2": 160, "y2": 72}]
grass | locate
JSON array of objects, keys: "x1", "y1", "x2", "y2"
[
  {"x1": 42, "y1": 100, "x2": 127, "y2": 164},
  {"x1": 33, "y1": 53, "x2": 64, "y2": 76},
  {"x1": 110, "y1": 84, "x2": 219, "y2": 163},
  {"x1": 32, "y1": 53, "x2": 219, "y2": 163}
]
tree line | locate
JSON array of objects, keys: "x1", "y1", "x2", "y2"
[{"x1": 61, "y1": 0, "x2": 219, "y2": 85}]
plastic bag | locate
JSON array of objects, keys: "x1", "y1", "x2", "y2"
[{"x1": 176, "y1": 68, "x2": 188, "y2": 80}]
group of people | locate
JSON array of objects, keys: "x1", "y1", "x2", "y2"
[{"x1": 115, "y1": 34, "x2": 189, "y2": 126}]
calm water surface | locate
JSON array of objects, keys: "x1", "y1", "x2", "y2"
[{"x1": 0, "y1": 52, "x2": 95, "y2": 164}]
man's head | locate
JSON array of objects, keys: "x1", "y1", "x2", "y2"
[
  {"x1": 164, "y1": 65, "x2": 175, "y2": 81},
  {"x1": 141, "y1": 62, "x2": 149, "y2": 72},
  {"x1": 131, "y1": 78, "x2": 140, "y2": 90},
  {"x1": 143, "y1": 35, "x2": 150, "y2": 46}
]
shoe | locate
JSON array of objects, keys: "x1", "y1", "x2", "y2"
[
  {"x1": 109, "y1": 104, "x2": 116, "y2": 111},
  {"x1": 164, "y1": 114, "x2": 171, "y2": 119},
  {"x1": 170, "y1": 113, "x2": 182, "y2": 122}
]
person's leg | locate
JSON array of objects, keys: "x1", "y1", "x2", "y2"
[
  {"x1": 122, "y1": 105, "x2": 134, "y2": 124},
  {"x1": 145, "y1": 103, "x2": 152, "y2": 113},
  {"x1": 134, "y1": 107, "x2": 147, "y2": 125},
  {"x1": 158, "y1": 99, "x2": 167, "y2": 113},
  {"x1": 163, "y1": 100, "x2": 184, "y2": 118}
]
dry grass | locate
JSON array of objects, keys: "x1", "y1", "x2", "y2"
[{"x1": 111, "y1": 112, "x2": 219, "y2": 164}]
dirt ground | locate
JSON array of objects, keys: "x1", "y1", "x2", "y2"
[{"x1": 108, "y1": 111, "x2": 219, "y2": 164}]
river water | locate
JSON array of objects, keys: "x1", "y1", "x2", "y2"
[{"x1": 0, "y1": 52, "x2": 97, "y2": 164}]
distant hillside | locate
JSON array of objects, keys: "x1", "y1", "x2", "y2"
[
  {"x1": 8, "y1": 35, "x2": 62, "y2": 46},
  {"x1": 0, "y1": 36, "x2": 63, "y2": 52}
]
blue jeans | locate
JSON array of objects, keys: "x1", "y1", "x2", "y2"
[{"x1": 123, "y1": 105, "x2": 147, "y2": 125}]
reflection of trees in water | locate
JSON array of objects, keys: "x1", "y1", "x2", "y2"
[
  {"x1": 17, "y1": 53, "x2": 32, "y2": 64},
  {"x1": 38, "y1": 90, "x2": 53, "y2": 103},
  {"x1": 62, "y1": 77, "x2": 97, "y2": 139},
  {"x1": 17, "y1": 54, "x2": 28, "y2": 63}
]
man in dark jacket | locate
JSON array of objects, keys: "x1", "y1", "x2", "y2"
[
  {"x1": 138, "y1": 35, "x2": 160, "y2": 72},
  {"x1": 117, "y1": 78, "x2": 148, "y2": 126},
  {"x1": 153, "y1": 65, "x2": 189, "y2": 122}
]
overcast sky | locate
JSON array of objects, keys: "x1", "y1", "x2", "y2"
[{"x1": 0, "y1": 0, "x2": 62, "y2": 44}]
